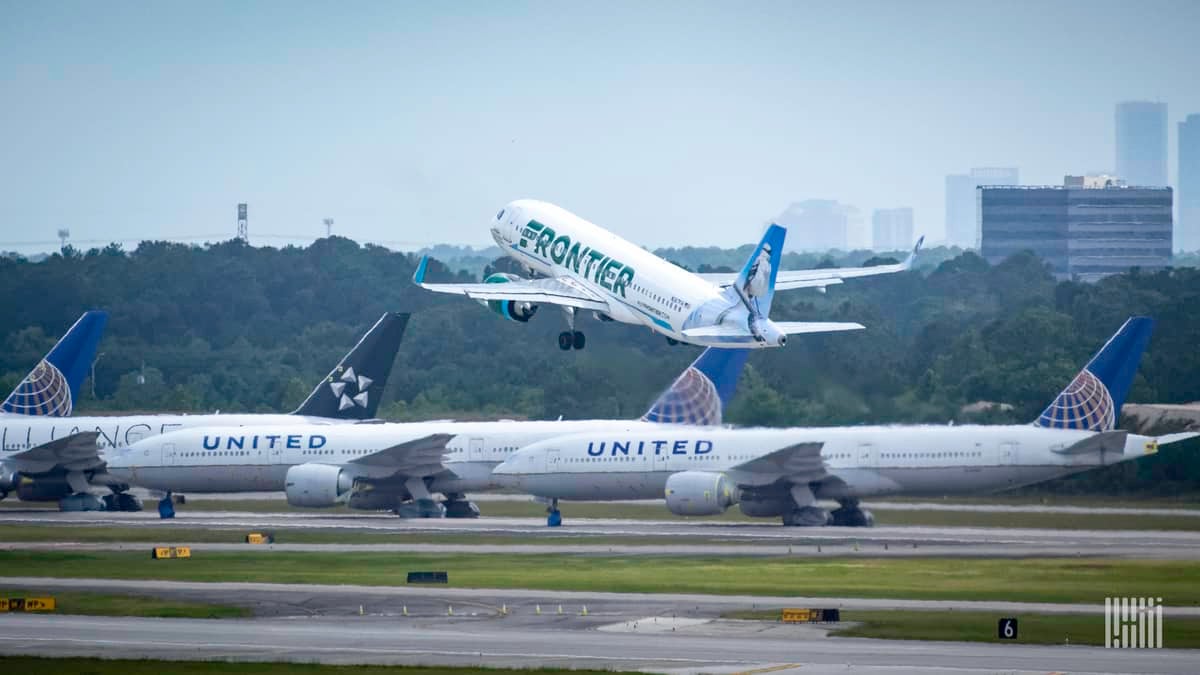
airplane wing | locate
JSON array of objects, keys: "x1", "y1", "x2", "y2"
[
  {"x1": 6, "y1": 431, "x2": 104, "y2": 473},
  {"x1": 697, "y1": 236, "x2": 924, "y2": 291},
  {"x1": 414, "y1": 257, "x2": 610, "y2": 312},
  {"x1": 729, "y1": 441, "x2": 827, "y2": 484},
  {"x1": 351, "y1": 433, "x2": 455, "y2": 477},
  {"x1": 682, "y1": 322, "x2": 864, "y2": 341}
]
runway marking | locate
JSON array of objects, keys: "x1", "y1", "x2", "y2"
[
  {"x1": 733, "y1": 665, "x2": 803, "y2": 675},
  {"x1": 0, "y1": 635, "x2": 749, "y2": 666}
]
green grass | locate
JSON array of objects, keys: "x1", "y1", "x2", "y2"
[
  {"x1": 0, "y1": 588, "x2": 249, "y2": 619},
  {"x1": 723, "y1": 609, "x2": 1200, "y2": 648},
  {"x1": 7, "y1": 658, "x2": 634, "y2": 675},
  {"x1": 2, "y1": 551, "x2": 1197, "y2": 605}
]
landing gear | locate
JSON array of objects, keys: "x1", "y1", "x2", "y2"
[
  {"x1": 782, "y1": 506, "x2": 831, "y2": 527},
  {"x1": 395, "y1": 477, "x2": 446, "y2": 518},
  {"x1": 547, "y1": 498, "x2": 562, "y2": 527},
  {"x1": 102, "y1": 492, "x2": 143, "y2": 512},
  {"x1": 830, "y1": 499, "x2": 875, "y2": 527},
  {"x1": 443, "y1": 493, "x2": 480, "y2": 518},
  {"x1": 59, "y1": 493, "x2": 105, "y2": 512},
  {"x1": 558, "y1": 308, "x2": 585, "y2": 350},
  {"x1": 158, "y1": 492, "x2": 176, "y2": 519}
]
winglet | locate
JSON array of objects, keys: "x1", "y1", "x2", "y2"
[
  {"x1": 904, "y1": 236, "x2": 925, "y2": 270},
  {"x1": 413, "y1": 256, "x2": 430, "y2": 285},
  {"x1": 2, "y1": 310, "x2": 108, "y2": 416},
  {"x1": 641, "y1": 348, "x2": 750, "y2": 425}
]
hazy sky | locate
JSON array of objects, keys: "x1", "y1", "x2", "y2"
[{"x1": 2, "y1": 1, "x2": 1198, "y2": 253}]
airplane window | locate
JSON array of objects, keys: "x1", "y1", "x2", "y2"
[{"x1": 496, "y1": 209, "x2": 506, "y2": 220}]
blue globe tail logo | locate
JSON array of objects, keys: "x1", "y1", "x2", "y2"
[
  {"x1": 2, "y1": 360, "x2": 73, "y2": 416},
  {"x1": 641, "y1": 367, "x2": 723, "y2": 426},
  {"x1": 1036, "y1": 369, "x2": 1115, "y2": 431}
]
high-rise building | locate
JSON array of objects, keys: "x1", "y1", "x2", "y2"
[
  {"x1": 872, "y1": 207, "x2": 914, "y2": 251},
  {"x1": 979, "y1": 177, "x2": 1172, "y2": 282},
  {"x1": 774, "y1": 200, "x2": 858, "y2": 251},
  {"x1": 1115, "y1": 101, "x2": 1168, "y2": 187},
  {"x1": 1179, "y1": 114, "x2": 1200, "y2": 252},
  {"x1": 945, "y1": 167, "x2": 1019, "y2": 248}
]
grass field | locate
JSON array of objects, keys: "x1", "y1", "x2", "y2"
[
  {"x1": 0, "y1": 588, "x2": 248, "y2": 619},
  {"x1": 1, "y1": 551, "x2": 1196, "y2": 605},
  {"x1": 722, "y1": 609, "x2": 1200, "y2": 648},
  {"x1": 7, "y1": 658, "x2": 634, "y2": 675}
]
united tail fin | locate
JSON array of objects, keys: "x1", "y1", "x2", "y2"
[
  {"x1": 1034, "y1": 317, "x2": 1154, "y2": 431},
  {"x1": 291, "y1": 312, "x2": 410, "y2": 419},
  {"x1": 2, "y1": 310, "x2": 108, "y2": 416},
  {"x1": 640, "y1": 348, "x2": 750, "y2": 425},
  {"x1": 726, "y1": 224, "x2": 787, "y2": 319}
]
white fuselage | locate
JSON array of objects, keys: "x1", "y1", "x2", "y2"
[
  {"x1": 109, "y1": 419, "x2": 664, "y2": 494},
  {"x1": 491, "y1": 200, "x2": 727, "y2": 342},
  {"x1": 0, "y1": 413, "x2": 347, "y2": 476},
  {"x1": 496, "y1": 424, "x2": 1157, "y2": 501}
]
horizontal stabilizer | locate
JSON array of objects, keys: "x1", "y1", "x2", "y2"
[
  {"x1": 1158, "y1": 432, "x2": 1200, "y2": 446},
  {"x1": 773, "y1": 321, "x2": 866, "y2": 335},
  {"x1": 1051, "y1": 430, "x2": 1128, "y2": 454}
]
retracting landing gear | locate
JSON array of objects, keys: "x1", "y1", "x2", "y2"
[
  {"x1": 547, "y1": 498, "x2": 562, "y2": 527},
  {"x1": 443, "y1": 492, "x2": 480, "y2": 519},
  {"x1": 829, "y1": 498, "x2": 875, "y2": 527},
  {"x1": 558, "y1": 307, "x2": 585, "y2": 350}
]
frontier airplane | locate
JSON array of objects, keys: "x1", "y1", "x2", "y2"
[
  {"x1": 416, "y1": 200, "x2": 921, "y2": 350},
  {"x1": 496, "y1": 317, "x2": 1198, "y2": 526}
]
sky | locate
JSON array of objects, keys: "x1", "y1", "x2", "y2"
[{"x1": 2, "y1": 0, "x2": 1198, "y2": 253}]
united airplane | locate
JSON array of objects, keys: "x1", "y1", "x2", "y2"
[
  {"x1": 495, "y1": 317, "x2": 1198, "y2": 526},
  {"x1": 0, "y1": 312, "x2": 409, "y2": 511},
  {"x1": 2, "y1": 310, "x2": 108, "y2": 418},
  {"x1": 415, "y1": 200, "x2": 922, "y2": 350},
  {"x1": 108, "y1": 348, "x2": 749, "y2": 520}
]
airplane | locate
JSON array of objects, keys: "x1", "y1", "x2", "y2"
[
  {"x1": 108, "y1": 347, "x2": 750, "y2": 521},
  {"x1": 0, "y1": 312, "x2": 410, "y2": 511},
  {"x1": 494, "y1": 316, "x2": 1199, "y2": 526},
  {"x1": 2, "y1": 310, "x2": 108, "y2": 417},
  {"x1": 415, "y1": 199, "x2": 922, "y2": 350}
]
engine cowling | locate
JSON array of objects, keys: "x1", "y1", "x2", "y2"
[
  {"x1": 284, "y1": 463, "x2": 354, "y2": 508},
  {"x1": 482, "y1": 273, "x2": 539, "y2": 322},
  {"x1": 0, "y1": 465, "x2": 19, "y2": 496},
  {"x1": 738, "y1": 497, "x2": 791, "y2": 518},
  {"x1": 664, "y1": 471, "x2": 738, "y2": 516}
]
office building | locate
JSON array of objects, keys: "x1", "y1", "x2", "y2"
[
  {"x1": 979, "y1": 177, "x2": 1172, "y2": 281},
  {"x1": 1179, "y1": 113, "x2": 1200, "y2": 252},
  {"x1": 774, "y1": 200, "x2": 858, "y2": 251},
  {"x1": 1115, "y1": 101, "x2": 1168, "y2": 187},
  {"x1": 945, "y1": 167, "x2": 1019, "y2": 248},
  {"x1": 872, "y1": 207, "x2": 914, "y2": 251}
]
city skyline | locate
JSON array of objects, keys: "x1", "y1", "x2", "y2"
[{"x1": 3, "y1": 1, "x2": 1199, "y2": 254}]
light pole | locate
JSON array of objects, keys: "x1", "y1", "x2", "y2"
[
  {"x1": 323, "y1": 218, "x2": 334, "y2": 238},
  {"x1": 57, "y1": 228, "x2": 70, "y2": 250}
]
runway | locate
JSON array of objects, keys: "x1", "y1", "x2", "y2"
[
  {"x1": 0, "y1": 612, "x2": 1194, "y2": 673},
  {"x1": 3, "y1": 509, "x2": 1200, "y2": 559}
]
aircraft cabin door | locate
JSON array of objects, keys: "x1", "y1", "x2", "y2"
[
  {"x1": 857, "y1": 443, "x2": 877, "y2": 468},
  {"x1": 1000, "y1": 441, "x2": 1020, "y2": 486},
  {"x1": 469, "y1": 438, "x2": 485, "y2": 462},
  {"x1": 161, "y1": 443, "x2": 177, "y2": 466},
  {"x1": 544, "y1": 449, "x2": 560, "y2": 474}
]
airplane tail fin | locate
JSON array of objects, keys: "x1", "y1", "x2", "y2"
[
  {"x1": 291, "y1": 312, "x2": 410, "y2": 419},
  {"x1": 2, "y1": 310, "x2": 108, "y2": 416},
  {"x1": 1033, "y1": 317, "x2": 1154, "y2": 431},
  {"x1": 640, "y1": 348, "x2": 750, "y2": 426},
  {"x1": 727, "y1": 224, "x2": 787, "y2": 319}
]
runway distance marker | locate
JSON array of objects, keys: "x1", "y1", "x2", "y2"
[
  {"x1": 245, "y1": 532, "x2": 274, "y2": 544},
  {"x1": 151, "y1": 546, "x2": 192, "y2": 559},
  {"x1": 782, "y1": 608, "x2": 840, "y2": 623},
  {"x1": 998, "y1": 617, "x2": 1019, "y2": 640},
  {"x1": 1, "y1": 597, "x2": 55, "y2": 612},
  {"x1": 406, "y1": 571, "x2": 448, "y2": 583}
]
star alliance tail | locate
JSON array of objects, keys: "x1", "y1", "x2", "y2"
[{"x1": 291, "y1": 312, "x2": 410, "y2": 419}]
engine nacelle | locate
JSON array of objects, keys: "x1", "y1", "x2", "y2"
[
  {"x1": 738, "y1": 497, "x2": 791, "y2": 518},
  {"x1": 664, "y1": 471, "x2": 738, "y2": 516},
  {"x1": 284, "y1": 463, "x2": 354, "y2": 508},
  {"x1": 482, "y1": 273, "x2": 539, "y2": 322},
  {"x1": 16, "y1": 476, "x2": 73, "y2": 502},
  {"x1": 0, "y1": 465, "x2": 19, "y2": 496},
  {"x1": 347, "y1": 488, "x2": 405, "y2": 511}
]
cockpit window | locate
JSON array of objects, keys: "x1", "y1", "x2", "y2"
[{"x1": 496, "y1": 209, "x2": 506, "y2": 221}]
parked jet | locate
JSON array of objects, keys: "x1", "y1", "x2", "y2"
[
  {"x1": 415, "y1": 200, "x2": 921, "y2": 350},
  {"x1": 110, "y1": 347, "x2": 750, "y2": 520},
  {"x1": 495, "y1": 317, "x2": 1198, "y2": 526},
  {"x1": 2, "y1": 310, "x2": 108, "y2": 417},
  {"x1": 0, "y1": 312, "x2": 409, "y2": 511}
]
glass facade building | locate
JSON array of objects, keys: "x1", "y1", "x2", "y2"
[
  {"x1": 980, "y1": 183, "x2": 1173, "y2": 281},
  {"x1": 1115, "y1": 101, "x2": 1168, "y2": 187},
  {"x1": 945, "y1": 167, "x2": 1019, "y2": 248},
  {"x1": 1179, "y1": 114, "x2": 1200, "y2": 252}
]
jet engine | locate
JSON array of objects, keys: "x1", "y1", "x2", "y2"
[
  {"x1": 16, "y1": 476, "x2": 73, "y2": 502},
  {"x1": 284, "y1": 463, "x2": 354, "y2": 507},
  {"x1": 0, "y1": 466, "x2": 19, "y2": 499},
  {"x1": 481, "y1": 273, "x2": 538, "y2": 322},
  {"x1": 664, "y1": 471, "x2": 738, "y2": 516}
]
